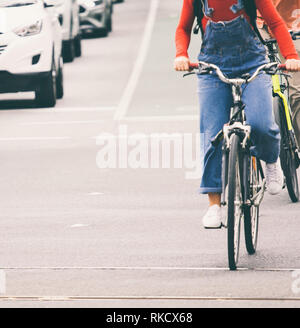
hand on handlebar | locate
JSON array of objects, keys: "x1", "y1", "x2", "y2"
[
  {"x1": 285, "y1": 59, "x2": 300, "y2": 72},
  {"x1": 174, "y1": 56, "x2": 191, "y2": 71}
]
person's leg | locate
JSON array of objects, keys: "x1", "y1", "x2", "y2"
[
  {"x1": 197, "y1": 73, "x2": 232, "y2": 228},
  {"x1": 242, "y1": 73, "x2": 282, "y2": 194},
  {"x1": 208, "y1": 192, "x2": 221, "y2": 206},
  {"x1": 242, "y1": 73, "x2": 280, "y2": 163},
  {"x1": 197, "y1": 73, "x2": 232, "y2": 194}
]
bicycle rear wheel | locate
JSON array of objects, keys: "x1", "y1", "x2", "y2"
[
  {"x1": 227, "y1": 134, "x2": 243, "y2": 270},
  {"x1": 273, "y1": 96, "x2": 299, "y2": 202},
  {"x1": 244, "y1": 156, "x2": 261, "y2": 255}
]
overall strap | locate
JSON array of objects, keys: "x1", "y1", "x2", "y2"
[
  {"x1": 193, "y1": 0, "x2": 204, "y2": 35},
  {"x1": 243, "y1": 0, "x2": 265, "y2": 44},
  {"x1": 193, "y1": 0, "x2": 265, "y2": 45}
]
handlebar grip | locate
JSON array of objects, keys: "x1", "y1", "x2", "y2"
[
  {"x1": 292, "y1": 30, "x2": 300, "y2": 40},
  {"x1": 278, "y1": 64, "x2": 287, "y2": 70},
  {"x1": 189, "y1": 63, "x2": 199, "y2": 70}
]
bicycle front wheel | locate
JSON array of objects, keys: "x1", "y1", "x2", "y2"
[
  {"x1": 244, "y1": 156, "x2": 261, "y2": 255},
  {"x1": 273, "y1": 96, "x2": 299, "y2": 202},
  {"x1": 227, "y1": 134, "x2": 243, "y2": 271}
]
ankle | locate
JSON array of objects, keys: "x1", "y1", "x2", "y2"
[{"x1": 208, "y1": 192, "x2": 221, "y2": 207}]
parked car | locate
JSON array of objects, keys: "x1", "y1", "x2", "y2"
[
  {"x1": 0, "y1": 0, "x2": 64, "y2": 108},
  {"x1": 53, "y1": 0, "x2": 82, "y2": 63},
  {"x1": 78, "y1": 0, "x2": 113, "y2": 37}
]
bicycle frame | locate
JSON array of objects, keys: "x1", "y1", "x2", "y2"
[
  {"x1": 266, "y1": 39, "x2": 294, "y2": 133},
  {"x1": 272, "y1": 70, "x2": 293, "y2": 132}
]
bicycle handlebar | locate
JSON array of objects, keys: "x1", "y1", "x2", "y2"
[
  {"x1": 265, "y1": 30, "x2": 300, "y2": 45},
  {"x1": 187, "y1": 62, "x2": 282, "y2": 85}
]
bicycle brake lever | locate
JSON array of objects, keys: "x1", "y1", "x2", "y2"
[
  {"x1": 264, "y1": 67, "x2": 277, "y2": 76},
  {"x1": 281, "y1": 73, "x2": 292, "y2": 79},
  {"x1": 183, "y1": 72, "x2": 196, "y2": 78}
]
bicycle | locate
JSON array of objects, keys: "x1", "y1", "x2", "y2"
[
  {"x1": 265, "y1": 31, "x2": 300, "y2": 202},
  {"x1": 185, "y1": 61, "x2": 284, "y2": 270}
]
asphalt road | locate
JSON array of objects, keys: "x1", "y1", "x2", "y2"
[{"x1": 0, "y1": 0, "x2": 299, "y2": 308}]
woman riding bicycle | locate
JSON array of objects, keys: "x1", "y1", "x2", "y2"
[{"x1": 174, "y1": 0, "x2": 300, "y2": 229}]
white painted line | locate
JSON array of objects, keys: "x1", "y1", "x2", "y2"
[
  {"x1": 120, "y1": 115, "x2": 198, "y2": 122},
  {"x1": 0, "y1": 266, "x2": 299, "y2": 272},
  {"x1": 114, "y1": 0, "x2": 160, "y2": 120},
  {"x1": 52, "y1": 106, "x2": 116, "y2": 112},
  {"x1": 92, "y1": 134, "x2": 186, "y2": 140},
  {"x1": 3, "y1": 107, "x2": 116, "y2": 114},
  {"x1": 0, "y1": 137, "x2": 72, "y2": 141},
  {"x1": 70, "y1": 224, "x2": 91, "y2": 228},
  {"x1": 20, "y1": 120, "x2": 104, "y2": 126},
  {"x1": 88, "y1": 192, "x2": 105, "y2": 196},
  {"x1": 0, "y1": 295, "x2": 299, "y2": 302}
]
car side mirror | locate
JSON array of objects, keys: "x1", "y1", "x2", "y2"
[
  {"x1": 44, "y1": 3, "x2": 54, "y2": 8},
  {"x1": 44, "y1": 0, "x2": 64, "y2": 8}
]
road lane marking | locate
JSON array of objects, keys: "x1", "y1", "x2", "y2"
[
  {"x1": 0, "y1": 107, "x2": 116, "y2": 114},
  {"x1": 70, "y1": 224, "x2": 91, "y2": 228},
  {"x1": 0, "y1": 137, "x2": 72, "y2": 141},
  {"x1": 0, "y1": 266, "x2": 299, "y2": 272},
  {"x1": 120, "y1": 115, "x2": 198, "y2": 122},
  {"x1": 88, "y1": 192, "x2": 105, "y2": 196},
  {"x1": 114, "y1": 0, "x2": 160, "y2": 120},
  {"x1": 20, "y1": 120, "x2": 104, "y2": 126},
  {"x1": 53, "y1": 107, "x2": 116, "y2": 112},
  {"x1": 0, "y1": 296, "x2": 299, "y2": 302}
]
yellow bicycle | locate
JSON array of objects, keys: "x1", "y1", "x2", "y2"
[{"x1": 265, "y1": 33, "x2": 300, "y2": 202}]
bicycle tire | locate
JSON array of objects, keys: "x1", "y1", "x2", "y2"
[
  {"x1": 227, "y1": 134, "x2": 243, "y2": 271},
  {"x1": 273, "y1": 96, "x2": 299, "y2": 202},
  {"x1": 244, "y1": 156, "x2": 260, "y2": 255}
]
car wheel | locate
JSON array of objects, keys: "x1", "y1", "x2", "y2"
[
  {"x1": 94, "y1": 12, "x2": 111, "y2": 37},
  {"x1": 35, "y1": 56, "x2": 57, "y2": 108},
  {"x1": 62, "y1": 39, "x2": 75, "y2": 63},
  {"x1": 56, "y1": 56, "x2": 64, "y2": 99},
  {"x1": 74, "y1": 34, "x2": 82, "y2": 57},
  {"x1": 94, "y1": 27, "x2": 108, "y2": 38},
  {"x1": 107, "y1": 13, "x2": 112, "y2": 32}
]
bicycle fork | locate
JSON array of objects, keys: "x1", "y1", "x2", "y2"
[{"x1": 221, "y1": 122, "x2": 263, "y2": 228}]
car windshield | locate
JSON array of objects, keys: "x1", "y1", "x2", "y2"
[{"x1": 0, "y1": 0, "x2": 38, "y2": 7}]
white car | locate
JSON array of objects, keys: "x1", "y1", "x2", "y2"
[
  {"x1": 0, "y1": 0, "x2": 64, "y2": 108},
  {"x1": 78, "y1": 0, "x2": 112, "y2": 37},
  {"x1": 53, "y1": 0, "x2": 81, "y2": 63}
]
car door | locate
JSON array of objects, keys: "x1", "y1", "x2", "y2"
[
  {"x1": 44, "y1": 0, "x2": 63, "y2": 66},
  {"x1": 71, "y1": 0, "x2": 80, "y2": 39}
]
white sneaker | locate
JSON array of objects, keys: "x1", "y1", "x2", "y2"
[
  {"x1": 266, "y1": 161, "x2": 283, "y2": 195},
  {"x1": 202, "y1": 204, "x2": 222, "y2": 229}
]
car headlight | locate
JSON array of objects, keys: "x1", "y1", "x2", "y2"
[{"x1": 14, "y1": 20, "x2": 43, "y2": 37}]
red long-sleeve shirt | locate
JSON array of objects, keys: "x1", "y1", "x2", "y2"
[{"x1": 175, "y1": 0, "x2": 299, "y2": 60}]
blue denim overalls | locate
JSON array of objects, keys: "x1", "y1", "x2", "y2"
[{"x1": 197, "y1": 2, "x2": 280, "y2": 194}]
